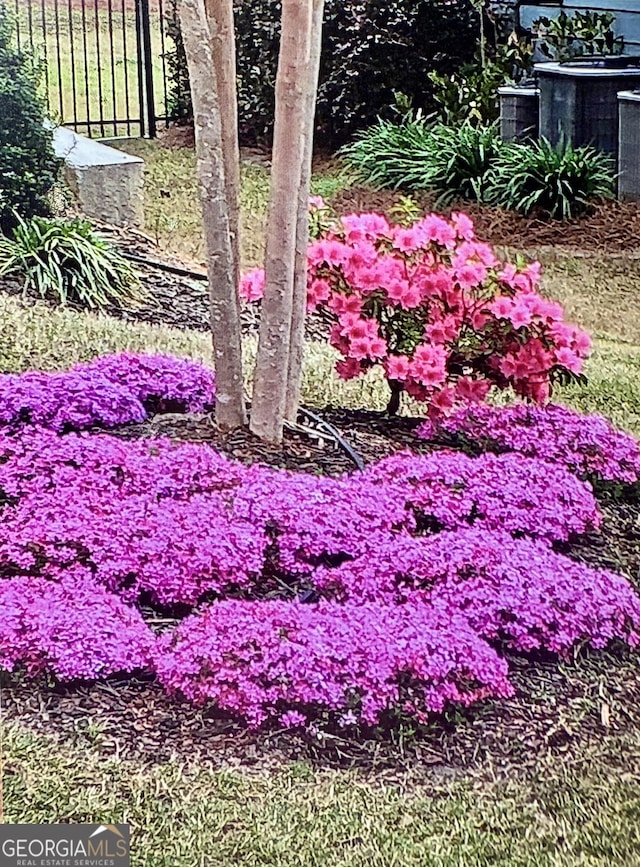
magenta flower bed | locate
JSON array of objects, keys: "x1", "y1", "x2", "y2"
[
  {"x1": 0, "y1": 567, "x2": 155, "y2": 680},
  {"x1": 1, "y1": 354, "x2": 639, "y2": 731},
  {"x1": 313, "y1": 529, "x2": 640, "y2": 653},
  {"x1": 365, "y1": 450, "x2": 601, "y2": 542},
  {"x1": 418, "y1": 403, "x2": 640, "y2": 485},
  {"x1": 0, "y1": 353, "x2": 216, "y2": 431},
  {"x1": 155, "y1": 599, "x2": 513, "y2": 727}
]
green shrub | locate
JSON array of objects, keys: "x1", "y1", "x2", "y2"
[
  {"x1": 419, "y1": 122, "x2": 503, "y2": 205},
  {"x1": 0, "y1": 5, "x2": 61, "y2": 232},
  {"x1": 341, "y1": 119, "x2": 503, "y2": 204},
  {"x1": 0, "y1": 217, "x2": 144, "y2": 309},
  {"x1": 340, "y1": 116, "x2": 435, "y2": 190},
  {"x1": 427, "y1": 62, "x2": 506, "y2": 127},
  {"x1": 534, "y1": 10, "x2": 623, "y2": 61},
  {"x1": 164, "y1": 0, "x2": 192, "y2": 124},
  {"x1": 166, "y1": 0, "x2": 484, "y2": 148},
  {"x1": 485, "y1": 137, "x2": 615, "y2": 219},
  {"x1": 427, "y1": 34, "x2": 534, "y2": 127}
]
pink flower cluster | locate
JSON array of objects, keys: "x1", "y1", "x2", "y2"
[
  {"x1": 418, "y1": 403, "x2": 640, "y2": 485},
  {"x1": 240, "y1": 212, "x2": 591, "y2": 415},
  {"x1": 156, "y1": 598, "x2": 513, "y2": 728},
  {"x1": 312, "y1": 529, "x2": 640, "y2": 654},
  {"x1": 365, "y1": 450, "x2": 601, "y2": 542},
  {"x1": 0, "y1": 429, "x2": 265, "y2": 607},
  {"x1": 1, "y1": 359, "x2": 639, "y2": 730},
  {"x1": 0, "y1": 567, "x2": 155, "y2": 680},
  {"x1": 0, "y1": 353, "x2": 216, "y2": 432}
]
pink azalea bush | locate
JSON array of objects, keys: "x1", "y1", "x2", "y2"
[
  {"x1": 417, "y1": 403, "x2": 640, "y2": 485},
  {"x1": 0, "y1": 353, "x2": 216, "y2": 431},
  {"x1": 155, "y1": 598, "x2": 513, "y2": 728},
  {"x1": 240, "y1": 211, "x2": 591, "y2": 415}
]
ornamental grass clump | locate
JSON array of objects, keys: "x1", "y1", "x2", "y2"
[
  {"x1": 241, "y1": 211, "x2": 590, "y2": 416},
  {"x1": 341, "y1": 120, "x2": 503, "y2": 203},
  {"x1": 484, "y1": 137, "x2": 615, "y2": 219},
  {"x1": 339, "y1": 116, "x2": 436, "y2": 191},
  {"x1": 0, "y1": 217, "x2": 143, "y2": 309}
]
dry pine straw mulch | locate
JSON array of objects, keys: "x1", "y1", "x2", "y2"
[
  {"x1": 331, "y1": 189, "x2": 640, "y2": 255},
  {"x1": 4, "y1": 409, "x2": 640, "y2": 783}
]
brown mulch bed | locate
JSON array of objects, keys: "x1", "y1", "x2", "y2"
[
  {"x1": 0, "y1": 225, "x2": 333, "y2": 340},
  {"x1": 5, "y1": 646, "x2": 639, "y2": 781},
  {"x1": 330, "y1": 188, "x2": 640, "y2": 254},
  {"x1": 112, "y1": 408, "x2": 430, "y2": 475},
  {"x1": 4, "y1": 409, "x2": 640, "y2": 780}
]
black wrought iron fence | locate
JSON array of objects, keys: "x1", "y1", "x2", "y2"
[{"x1": 12, "y1": 0, "x2": 174, "y2": 138}]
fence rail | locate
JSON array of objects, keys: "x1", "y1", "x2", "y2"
[{"x1": 12, "y1": 0, "x2": 175, "y2": 138}]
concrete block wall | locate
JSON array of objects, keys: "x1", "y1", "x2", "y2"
[{"x1": 52, "y1": 127, "x2": 145, "y2": 229}]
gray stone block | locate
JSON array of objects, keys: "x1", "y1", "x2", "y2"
[{"x1": 53, "y1": 127, "x2": 145, "y2": 228}]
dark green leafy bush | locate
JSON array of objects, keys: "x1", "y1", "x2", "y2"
[
  {"x1": 0, "y1": 216, "x2": 144, "y2": 309},
  {"x1": 485, "y1": 137, "x2": 615, "y2": 219},
  {"x1": 0, "y1": 5, "x2": 61, "y2": 232},
  {"x1": 428, "y1": 35, "x2": 535, "y2": 126},
  {"x1": 533, "y1": 10, "x2": 623, "y2": 61},
  {"x1": 342, "y1": 119, "x2": 503, "y2": 204},
  {"x1": 164, "y1": 0, "x2": 192, "y2": 124},
  {"x1": 423, "y1": 122, "x2": 504, "y2": 205},
  {"x1": 166, "y1": 0, "x2": 483, "y2": 148}
]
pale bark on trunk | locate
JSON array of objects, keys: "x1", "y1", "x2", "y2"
[
  {"x1": 179, "y1": 0, "x2": 246, "y2": 429},
  {"x1": 284, "y1": 0, "x2": 325, "y2": 423},
  {"x1": 203, "y1": 0, "x2": 241, "y2": 291},
  {"x1": 250, "y1": 0, "x2": 313, "y2": 442}
]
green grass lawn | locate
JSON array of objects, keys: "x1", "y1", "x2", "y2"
[
  {"x1": 4, "y1": 140, "x2": 640, "y2": 865},
  {"x1": 6, "y1": 719, "x2": 640, "y2": 867}
]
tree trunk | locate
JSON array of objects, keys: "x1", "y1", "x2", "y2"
[
  {"x1": 250, "y1": 0, "x2": 313, "y2": 442},
  {"x1": 203, "y1": 0, "x2": 241, "y2": 291},
  {"x1": 284, "y1": 0, "x2": 325, "y2": 423},
  {"x1": 179, "y1": 0, "x2": 246, "y2": 430}
]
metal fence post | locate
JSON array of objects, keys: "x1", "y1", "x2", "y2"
[{"x1": 138, "y1": 0, "x2": 157, "y2": 138}]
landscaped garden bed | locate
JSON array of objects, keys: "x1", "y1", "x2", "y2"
[
  {"x1": 3, "y1": 212, "x2": 638, "y2": 727},
  {"x1": 2, "y1": 348, "x2": 639, "y2": 762}
]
